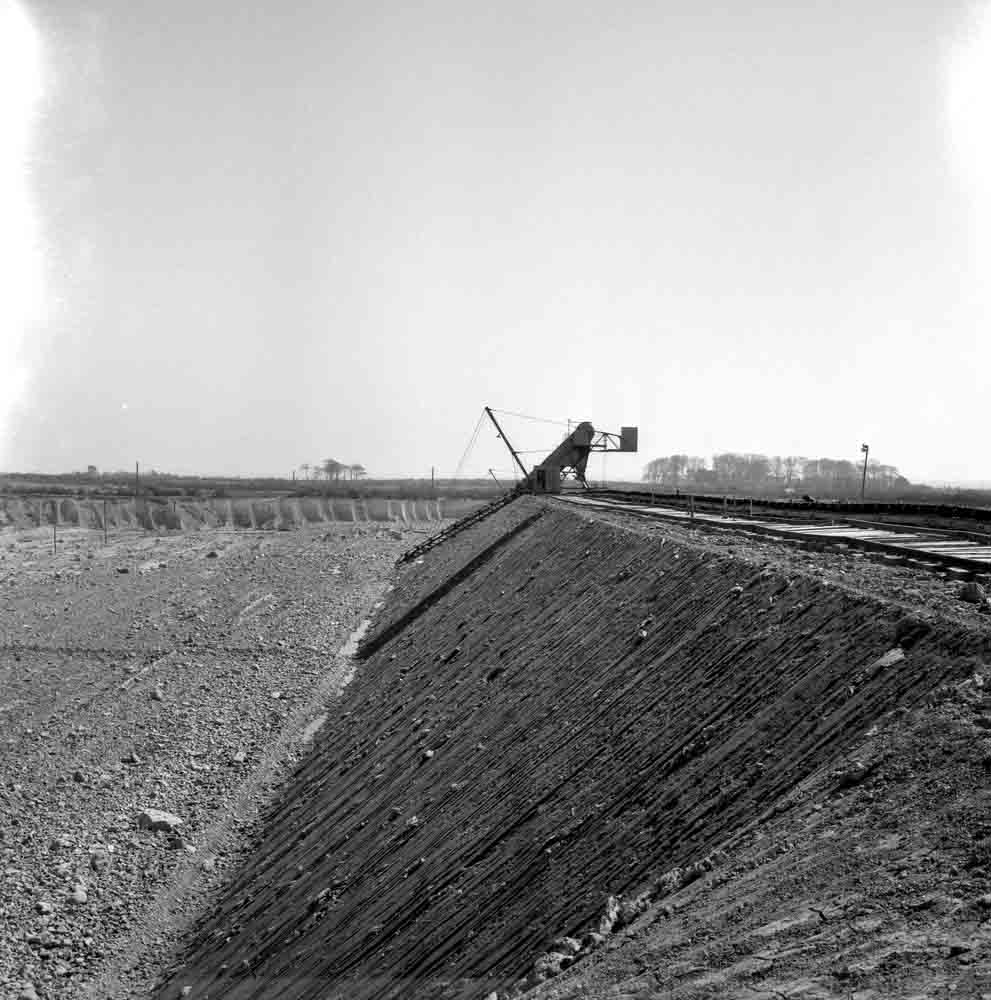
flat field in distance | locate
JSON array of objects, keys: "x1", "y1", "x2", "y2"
[{"x1": 0, "y1": 473, "x2": 506, "y2": 502}]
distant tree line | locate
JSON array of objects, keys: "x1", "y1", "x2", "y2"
[
  {"x1": 642, "y1": 453, "x2": 910, "y2": 494},
  {"x1": 298, "y1": 460, "x2": 366, "y2": 482}
]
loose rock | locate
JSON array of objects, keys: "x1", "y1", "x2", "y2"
[
  {"x1": 598, "y1": 894, "x2": 621, "y2": 934},
  {"x1": 551, "y1": 936, "x2": 582, "y2": 955},
  {"x1": 137, "y1": 808, "x2": 184, "y2": 833},
  {"x1": 836, "y1": 761, "x2": 870, "y2": 789},
  {"x1": 959, "y1": 581, "x2": 986, "y2": 604},
  {"x1": 533, "y1": 951, "x2": 569, "y2": 978}
]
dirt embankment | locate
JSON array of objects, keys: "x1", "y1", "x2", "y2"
[
  {"x1": 0, "y1": 496, "x2": 483, "y2": 534},
  {"x1": 153, "y1": 499, "x2": 991, "y2": 999}
]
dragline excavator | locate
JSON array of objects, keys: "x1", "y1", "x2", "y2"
[{"x1": 484, "y1": 406, "x2": 638, "y2": 494}]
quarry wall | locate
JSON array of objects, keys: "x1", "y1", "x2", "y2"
[
  {"x1": 0, "y1": 495, "x2": 483, "y2": 533},
  {"x1": 154, "y1": 498, "x2": 989, "y2": 999}
]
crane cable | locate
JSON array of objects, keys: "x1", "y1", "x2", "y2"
[
  {"x1": 489, "y1": 407, "x2": 572, "y2": 429},
  {"x1": 454, "y1": 409, "x2": 486, "y2": 477},
  {"x1": 456, "y1": 407, "x2": 575, "y2": 477}
]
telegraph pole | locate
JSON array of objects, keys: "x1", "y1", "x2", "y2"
[{"x1": 860, "y1": 443, "x2": 869, "y2": 501}]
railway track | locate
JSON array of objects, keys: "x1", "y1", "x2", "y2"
[{"x1": 555, "y1": 494, "x2": 991, "y2": 578}]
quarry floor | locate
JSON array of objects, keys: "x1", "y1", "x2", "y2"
[
  {"x1": 2, "y1": 501, "x2": 991, "y2": 1000},
  {"x1": 0, "y1": 523, "x2": 412, "y2": 999}
]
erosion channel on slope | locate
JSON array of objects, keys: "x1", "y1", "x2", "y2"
[{"x1": 153, "y1": 496, "x2": 991, "y2": 999}]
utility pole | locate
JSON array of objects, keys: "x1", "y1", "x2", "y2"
[
  {"x1": 51, "y1": 500, "x2": 57, "y2": 556},
  {"x1": 860, "y1": 443, "x2": 869, "y2": 501},
  {"x1": 103, "y1": 498, "x2": 108, "y2": 546}
]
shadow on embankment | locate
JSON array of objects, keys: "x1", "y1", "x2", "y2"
[{"x1": 155, "y1": 497, "x2": 989, "y2": 999}]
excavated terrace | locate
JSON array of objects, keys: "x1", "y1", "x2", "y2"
[{"x1": 0, "y1": 495, "x2": 480, "y2": 533}]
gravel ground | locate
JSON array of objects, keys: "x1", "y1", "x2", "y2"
[
  {"x1": 0, "y1": 522, "x2": 413, "y2": 1000},
  {"x1": 564, "y1": 500, "x2": 991, "y2": 634}
]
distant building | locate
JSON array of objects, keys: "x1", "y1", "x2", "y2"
[{"x1": 87, "y1": 465, "x2": 99, "y2": 477}]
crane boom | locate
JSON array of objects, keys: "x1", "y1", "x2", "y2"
[
  {"x1": 484, "y1": 407, "x2": 529, "y2": 480},
  {"x1": 485, "y1": 406, "x2": 638, "y2": 494}
]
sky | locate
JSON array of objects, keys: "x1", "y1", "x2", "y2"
[{"x1": 1, "y1": 0, "x2": 989, "y2": 483}]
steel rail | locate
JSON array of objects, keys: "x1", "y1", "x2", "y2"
[{"x1": 554, "y1": 495, "x2": 991, "y2": 578}]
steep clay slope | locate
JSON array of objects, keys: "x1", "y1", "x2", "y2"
[
  {"x1": 532, "y1": 681, "x2": 991, "y2": 999},
  {"x1": 153, "y1": 499, "x2": 991, "y2": 999}
]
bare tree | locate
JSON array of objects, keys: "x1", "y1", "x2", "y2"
[{"x1": 783, "y1": 455, "x2": 804, "y2": 486}]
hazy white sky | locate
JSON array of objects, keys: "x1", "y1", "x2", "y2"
[{"x1": 2, "y1": 0, "x2": 989, "y2": 481}]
